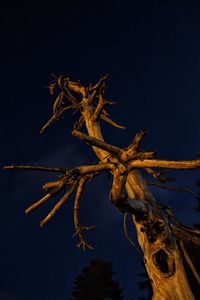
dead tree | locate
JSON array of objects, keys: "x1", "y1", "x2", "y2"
[{"x1": 4, "y1": 75, "x2": 200, "y2": 299}]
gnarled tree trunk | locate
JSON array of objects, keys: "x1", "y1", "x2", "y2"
[
  {"x1": 5, "y1": 75, "x2": 200, "y2": 299},
  {"x1": 83, "y1": 102, "x2": 199, "y2": 300}
]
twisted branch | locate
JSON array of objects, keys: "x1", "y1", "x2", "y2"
[
  {"x1": 123, "y1": 213, "x2": 140, "y2": 252},
  {"x1": 73, "y1": 177, "x2": 94, "y2": 250}
]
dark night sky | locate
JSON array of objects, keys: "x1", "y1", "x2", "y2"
[{"x1": 1, "y1": 1, "x2": 200, "y2": 299}]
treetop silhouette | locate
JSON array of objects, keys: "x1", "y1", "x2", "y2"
[{"x1": 71, "y1": 259, "x2": 123, "y2": 300}]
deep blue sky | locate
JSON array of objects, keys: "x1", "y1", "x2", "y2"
[{"x1": 1, "y1": 1, "x2": 200, "y2": 299}]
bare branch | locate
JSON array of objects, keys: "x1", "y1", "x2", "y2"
[
  {"x1": 40, "y1": 180, "x2": 78, "y2": 227},
  {"x1": 40, "y1": 105, "x2": 74, "y2": 134},
  {"x1": 88, "y1": 89, "x2": 97, "y2": 105},
  {"x1": 62, "y1": 86, "x2": 79, "y2": 104},
  {"x1": 72, "y1": 130, "x2": 122, "y2": 155},
  {"x1": 42, "y1": 180, "x2": 62, "y2": 192},
  {"x1": 120, "y1": 130, "x2": 149, "y2": 162},
  {"x1": 123, "y1": 213, "x2": 141, "y2": 252},
  {"x1": 110, "y1": 171, "x2": 127, "y2": 207},
  {"x1": 4, "y1": 165, "x2": 66, "y2": 173},
  {"x1": 75, "y1": 225, "x2": 95, "y2": 250},
  {"x1": 134, "y1": 151, "x2": 156, "y2": 160},
  {"x1": 131, "y1": 129, "x2": 147, "y2": 150},
  {"x1": 25, "y1": 176, "x2": 68, "y2": 214},
  {"x1": 4, "y1": 162, "x2": 113, "y2": 176},
  {"x1": 53, "y1": 92, "x2": 65, "y2": 114},
  {"x1": 67, "y1": 81, "x2": 87, "y2": 97},
  {"x1": 11, "y1": 160, "x2": 113, "y2": 225},
  {"x1": 73, "y1": 177, "x2": 87, "y2": 231},
  {"x1": 129, "y1": 159, "x2": 200, "y2": 170},
  {"x1": 73, "y1": 116, "x2": 85, "y2": 130},
  {"x1": 77, "y1": 163, "x2": 113, "y2": 174},
  {"x1": 100, "y1": 114, "x2": 125, "y2": 129},
  {"x1": 91, "y1": 93, "x2": 104, "y2": 122},
  {"x1": 73, "y1": 175, "x2": 97, "y2": 249}
]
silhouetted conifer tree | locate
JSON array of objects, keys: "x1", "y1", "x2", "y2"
[{"x1": 71, "y1": 259, "x2": 123, "y2": 300}]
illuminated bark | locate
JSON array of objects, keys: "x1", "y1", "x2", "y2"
[{"x1": 5, "y1": 75, "x2": 200, "y2": 299}]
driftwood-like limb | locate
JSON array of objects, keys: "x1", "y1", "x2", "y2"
[
  {"x1": 42, "y1": 180, "x2": 62, "y2": 192},
  {"x1": 91, "y1": 91, "x2": 115, "y2": 122},
  {"x1": 25, "y1": 176, "x2": 68, "y2": 214},
  {"x1": 73, "y1": 176, "x2": 94, "y2": 250},
  {"x1": 110, "y1": 170, "x2": 128, "y2": 208},
  {"x1": 42, "y1": 74, "x2": 125, "y2": 136},
  {"x1": 77, "y1": 163, "x2": 113, "y2": 174},
  {"x1": 100, "y1": 114, "x2": 125, "y2": 129},
  {"x1": 40, "y1": 180, "x2": 78, "y2": 227},
  {"x1": 53, "y1": 91, "x2": 65, "y2": 114},
  {"x1": 91, "y1": 93, "x2": 105, "y2": 122},
  {"x1": 88, "y1": 89, "x2": 97, "y2": 105},
  {"x1": 131, "y1": 129, "x2": 147, "y2": 150},
  {"x1": 26, "y1": 192, "x2": 55, "y2": 215},
  {"x1": 3, "y1": 165, "x2": 67, "y2": 173},
  {"x1": 6, "y1": 161, "x2": 113, "y2": 228},
  {"x1": 5, "y1": 162, "x2": 113, "y2": 177},
  {"x1": 129, "y1": 159, "x2": 200, "y2": 170},
  {"x1": 119, "y1": 129, "x2": 148, "y2": 163},
  {"x1": 72, "y1": 130, "x2": 121, "y2": 155},
  {"x1": 135, "y1": 151, "x2": 156, "y2": 160},
  {"x1": 73, "y1": 178, "x2": 87, "y2": 229}
]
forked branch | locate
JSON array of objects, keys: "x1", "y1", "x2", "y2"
[
  {"x1": 73, "y1": 177, "x2": 95, "y2": 250},
  {"x1": 40, "y1": 180, "x2": 78, "y2": 227}
]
